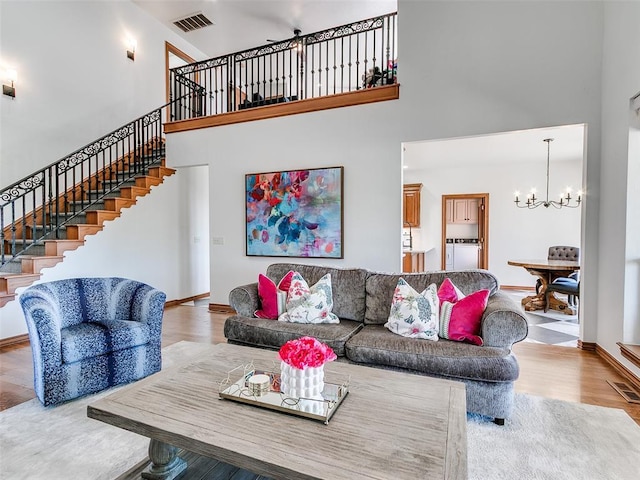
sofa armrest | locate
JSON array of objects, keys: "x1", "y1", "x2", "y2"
[
  {"x1": 19, "y1": 291, "x2": 63, "y2": 369},
  {"x1": 481, "y1": 291, "x2": 528, "y2": 348},
  {"x1": 228, "y1": 282, "x2": 260, "y2": 317},
  {"x1": 130, "y1": 285, "x2": 166, "y2": 343}
]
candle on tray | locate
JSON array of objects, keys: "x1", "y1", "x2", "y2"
[{"x1": 248, "y1": 373, "x2": 270, "y2": 396}]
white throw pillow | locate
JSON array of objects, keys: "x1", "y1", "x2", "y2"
[
  {"x1": 278, "y1": 272, "x2": 340, "y2": 324},
  {"x1": 384, "y1": 278, "x2": 439, "y2": 340}
]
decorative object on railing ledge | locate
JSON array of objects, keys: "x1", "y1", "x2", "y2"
[
  {"x1": 514, "y1": 138, "x2": 582, "y2": 209},
  {"x1": 169, "y1": 12, "x2": 397, "y2": 121}
]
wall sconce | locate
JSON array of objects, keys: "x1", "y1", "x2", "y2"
[
  {"x1": 126, "y1": 38, "x2": 136, "y2": 61},
  {"x1": 3, "y1": 68, "x2": 17, "y2": 98}
]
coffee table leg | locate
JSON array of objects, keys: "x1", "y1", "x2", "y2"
[{"x1": 141, "y1": 439, "x2": 187, "y2": 480}]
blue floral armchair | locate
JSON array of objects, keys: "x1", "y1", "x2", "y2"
[{"x1": 19, "y1": 277, "x2": 166, "y2": 406}]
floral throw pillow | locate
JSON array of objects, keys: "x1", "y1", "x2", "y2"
[
  {"x1": 384, "y1": 278, "x2": 439, "y2": 340},
  {"x1": 254, "y1": 271, "x2": 295, "y2": 319},
  {"x1": 437, "y1": 278, "x2": 489, "y2": 346},
  {"x1": 278, "y1": 272, "x2": 340, "y2": 324}
]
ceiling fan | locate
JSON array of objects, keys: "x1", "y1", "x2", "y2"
[{"x1": 267, "y1": 28, "x2": 302, "y2": 46}]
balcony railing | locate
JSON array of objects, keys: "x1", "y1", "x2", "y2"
[{"x1": 169, "y1": 12, "x2": 397, "y2": 122}]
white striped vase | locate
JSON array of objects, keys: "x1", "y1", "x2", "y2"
[{"x1": 280, "y1": 361, "x2": 324, "y2": 399}]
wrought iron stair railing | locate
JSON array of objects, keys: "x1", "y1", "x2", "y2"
[
  {"x1": 169, "y1": 12, "x2": 397, "y2": 121},
  {"x1": 0, "y1": 100, "x2": 177, "y2": 268}
]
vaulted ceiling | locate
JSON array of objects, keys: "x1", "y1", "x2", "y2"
[{"x1": 133, "y1": 0, "x2": 397, "y2": 58}]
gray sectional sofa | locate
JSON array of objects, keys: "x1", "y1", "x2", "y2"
[{"x1": 225, "y1": 263, "x2": 528, "y2": 423}]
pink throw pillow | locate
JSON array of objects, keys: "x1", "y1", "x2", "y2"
[
  {"x1": 254, "y1": 271, "x2": 295, "y2": 319},
  {"x1": 437, "y1": 278, "x2": 489, "y2": 346},
  {"x1": 437, "y1": 277, "x2": 464, "y2": 304}
]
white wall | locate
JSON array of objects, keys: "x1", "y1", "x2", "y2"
[
  {"x1": 600, "y1": 1, "x2": 640, "y2": 375},
  {"x1": 168, "y1": 1, "x2": 603, "y2": 330},
  {"x1": 404, "y1": 159, "x2": 582, "y2": 285},
  {"x1": 168, "y1": 104, "x2": 404, "y2": 302},
  {"x1": 0, "y1": 0, "x2": 205, "y2": 186}
]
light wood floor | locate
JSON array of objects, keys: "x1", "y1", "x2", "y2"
[{"x1": 1, "y1": 303, "x2": 639, "y2": 425}]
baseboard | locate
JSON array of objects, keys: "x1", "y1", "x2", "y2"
[
  {"x1": 209, "y1": 303, "x2": 235, "y2": 314},
  {"x1": 500, "y1": 285, "x2": 535, "y2": 291},
  {"x1": 165, "y1": 292, "x2": 210, "y2": 308},
  {"x1": 596, "y1": 344, "x2": 640, "y2": 392},
  {"x1": 578, "y1": 340, "x2": 597, "y2": 351},
  {"x1": 0, "y1": 334, "x2": 29, "y2": 349},
  {"x1": 617, "y1": 342, "x2": 640, "y2": 370}
]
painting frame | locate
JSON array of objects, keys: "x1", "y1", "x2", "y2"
[{"x1": 245, "y1": 166, "x2": 344, "y2": 258}]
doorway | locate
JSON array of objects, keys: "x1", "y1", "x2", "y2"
[
  {"x1": 440, "y1": 193, "x2": 489, "y2": 270},
  {"x1": 165, "y1": 42, "x2": 197, "y2": 121},
  {"x1": 165, "y1": 42, "x2": 196, "y2": 103}
]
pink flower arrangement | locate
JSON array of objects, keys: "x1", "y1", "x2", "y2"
[{"x1": 278, "y1": 336, "x2": 337, "y2": 370}]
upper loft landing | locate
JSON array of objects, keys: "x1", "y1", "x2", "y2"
[{"x1": 165, "y1": 12, "x2": 399, "y2": 133}]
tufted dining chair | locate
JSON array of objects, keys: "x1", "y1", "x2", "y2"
[
  {"x1": 545, "y1": 274, "x2": 580, "y2": 313},
  {"x1": 547, "y1": 246, "x2": 580, "y2": 262},
  {"x1": 19, "y1": 277, "x2": 166, "y2": 406},
  {"x1": 536, "y1": 246, "x2": 580, "y2": 294}
]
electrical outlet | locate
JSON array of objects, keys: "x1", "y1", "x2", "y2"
[{"x1": 212, "y1": 237, "x2": 224, "y2": 245}]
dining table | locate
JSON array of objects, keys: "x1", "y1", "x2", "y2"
[{"x1": 507, "y1": 259, "x2": 580, "y2": 314}]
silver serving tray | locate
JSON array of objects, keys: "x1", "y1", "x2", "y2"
[{"x1": 219, "y1": 366, "x2": 349, "y2": 424}]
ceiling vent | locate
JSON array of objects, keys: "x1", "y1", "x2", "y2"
[{"x1": 173, "y1": 12, "x2": 214, "y2": 33}]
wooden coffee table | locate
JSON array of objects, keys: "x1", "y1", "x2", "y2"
[{"x1": 88, "y1": 342, "x2": 467, "y2": 480}]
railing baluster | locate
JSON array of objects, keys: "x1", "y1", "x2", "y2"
[
  {"x1": 0, "y1": 207, "x2": 5, "y2": 265},
  {"x1": 20, "y1": 196, "x2": 26, "y2": 256},
  {"x1": 10, "y1": 202, "x2": 16, "y2": 258}
]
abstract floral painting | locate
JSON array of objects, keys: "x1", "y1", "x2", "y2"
[{"x1": 246, "y1": 166, "x2": 343, "y2": 258}]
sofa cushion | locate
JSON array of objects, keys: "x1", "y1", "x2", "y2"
[
  {"x1": 365, "y1": 270, "x2": 499, "y2": 325},
  {"x1": 61, "y1": 320, "x2": 150, "y2": 364},
  {"x1": 345, "y1": 325, "x2": 519, "y2": 382},
  {"x1": 279, "y1": 272, "x2": 340, "y2": 324},
  {"x1": 255, "y1": 271, "x2": 295, "y2": 319},
  {"x1": 224, "y1": 315, "x2": 362, "y2": 357},
  {"x1": 384, "y1": 279, "x2": 438, "y2": 340},
  {"x1": 266, "y1": 263, "x2": 368, "y2": 322}
]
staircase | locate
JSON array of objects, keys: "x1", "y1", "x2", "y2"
[{"x1": 1, "y1": 104, "x2": 175, "y2": 307}]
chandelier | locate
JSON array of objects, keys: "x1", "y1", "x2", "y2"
[{"x1": 514, "y1": 138, "x2": 582, "y2": 209}]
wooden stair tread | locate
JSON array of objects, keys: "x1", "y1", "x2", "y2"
[
  {"x1": 103, "y1": 197, "x2": 137, "y2": 211},
  {"x1": 44, "y1": 239, "x2": 84, "y2": 256},
  {"x1": 85, "y1": 210, "x2": 121, "y2": 224},
  {"x1": 65, "y1": 224, "x2": 103, "y2": 241},
  {"x1": 119, "y1": 186, "x2": 151, "y2": 199},
  {"x1": 0, "y1": 273, "x2": 41, "y2": 294},
  {"x1": 148, "y1": 166, "x2": 176, "y2": 178},
  {"x1": 20, "y1": 255, "x2": 64, "y2": 274},
  {"x1": 0, "y1": 292, "x2": 15, "y2": 307},
  {"x1": 135, "y1": 176, "x2": 164, "y2": 188}
]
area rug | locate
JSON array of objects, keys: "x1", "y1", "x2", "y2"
[{"x1": 2, "y1": 344, "x2": 639, "y2": 479}]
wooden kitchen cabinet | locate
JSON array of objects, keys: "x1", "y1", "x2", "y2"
[
  {"x1": 445, "y1": 199, "x2": 454, "y2": 224},
  {"x1": 403, "y1": 251, "x2": 425, "y2": 273},
  {"x1": 403, "y1": 183, "x2": 422, "y2": 227},
  {"x1": 448, "y1": 198, "x2": 478, "y2": 224}
]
